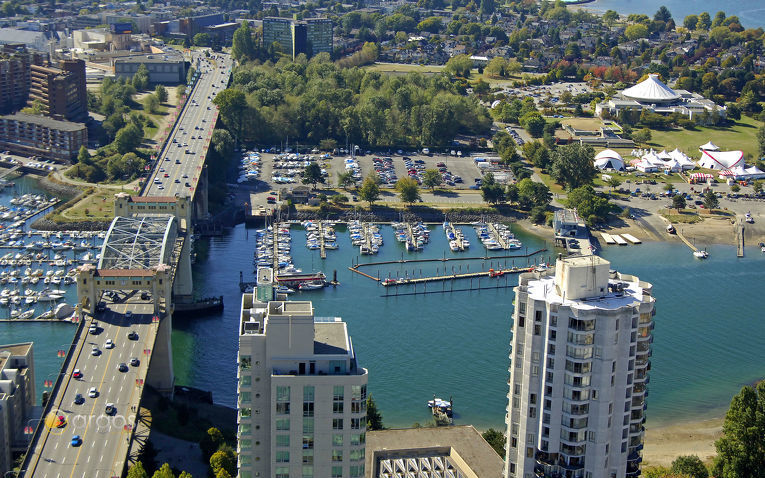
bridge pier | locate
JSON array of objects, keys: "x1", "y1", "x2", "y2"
[
  {"x1": 194, "y1": 165, "x2": 209, "y2": 221},
  {"x1": 173, "y1": 234, "x2": 194, "y2": 300},
  {"x1": 147, "y1": 309, "x2": 175, "y2": 398}
]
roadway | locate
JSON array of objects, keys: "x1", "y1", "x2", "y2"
[
  {"x1": 24, "y1": 298, "x2": 158, "y2": 478},
  {"x1": 144, "y1": 52, "x2": 233, "y2": 198}
]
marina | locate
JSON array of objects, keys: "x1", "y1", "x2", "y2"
[
  {"x1": 474, "y1": 222, "x2": 522, "y2": 250},
  {"x1": 442, "y1": 221, "x2": 469, "y2": 252},
  {"x1": 393, "y1": 221, "x2": 430, "y2": 252},
  {"x1": 349, "y1": 220, "x2": 383, "y2": 255}
]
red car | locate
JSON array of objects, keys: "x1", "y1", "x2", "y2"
[
  {"x1": 267, "y1": 196, "x2": 276, "y2": 204},
  {"x1": 164, "y1": 173, "x2": 169, "y2": 178},
  {"x1": 72, "y1": 369, "x2": 82, "y2": 379}
]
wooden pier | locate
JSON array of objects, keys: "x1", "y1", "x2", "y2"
[
  {"x1": 380, "y1": 266, "x2": 538, "y2": 287},
  {"x1": 319, "y1": 222, "x2": 327, "y2": 259},
  {"x1": 487, "y1": 223, "x2": 509, "y2": 249},
  {"x1": 736, "y1": 219, "x2": 744, "y2": 258},
  {"x1": 674, "y1": 227, "x2": 698, "y2": 252},
  {"x1": 352, "y1": 248, "x2": 547, "y2": 269}
]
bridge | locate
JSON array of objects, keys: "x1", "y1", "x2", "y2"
[{"x1": 18, "y1": 51, "x2": 231, "y2": 478}]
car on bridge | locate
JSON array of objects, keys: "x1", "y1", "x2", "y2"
[
  {"x1": 118, "y1": 363, "x2": 128, "y2": 373},
  {"x1": 73, "y1": 369, "x2": 82, "y2": 379},
  {"x1": 128, "y1": 330, "x2": 138, "y2": 340},
  {"x1": 91, "y1": 346, "x2": 100, "y2": 356},
  {"x1": 105, "y1": 403, "x2": 116, "y2": 415},
  {"x1": 88, "y1": 387, "x2": 98, "y2": 398},
  {"x1": 73, "y1": 393, "x2": 84, "y2": 405},
  {"x1": 71, "y1": 435, "x2": 82, "y2": 447},
  {"x1": 126, "y1": 310, "x2": 132, "y2": 319},
  {"x1": 130, "y1": 357, "x2": 140, "y2": 367},
  {"x1": 104, "y1": 339, "x2": 114, "y2": 349}
]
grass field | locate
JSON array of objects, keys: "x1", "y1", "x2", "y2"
[
  {"x1": 59, "y1": 188, "x2": 115, "y2": 221},
  {"x1": 647, "y1": 115, "x2": 764, "y2": 160},
  {"x1": 366, "y1": 62, "x2": 447, "y2": 75}
]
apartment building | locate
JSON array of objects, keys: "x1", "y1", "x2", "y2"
[
  {"x1": 0, "y1": 113, "x2": 87, "y2": 161},
  {"x1": 505, "y1": 255, "x2": 655, "y2": 478},
  {"x1": 263, "y1": 17, "x2": 333, "y2": 59},
  {"x1": 0, "y1": 44, "x2": 44, "y2": 115},
  {"x1": 28, "y1": 59, "x2": 87, "y2": 122},
  {"x1": 0, "y1": 342, "x2": 35, "y2": 476},
  {"x1": 238, "y1": 268, "x2": 368, "y2": 478}
]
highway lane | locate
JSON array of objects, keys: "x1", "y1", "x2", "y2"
[
  {"x1": 26, "y1": 299, "x2": 158, "y2": 478},
  {"x1": 144, "y1": 52, "x2": 233, "y2": 198}
]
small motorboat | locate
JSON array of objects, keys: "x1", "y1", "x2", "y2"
[
  {"x1": 298, "y1": 281, "x2": 324, "y2": 291},
  {"x1": 666, "y1": 224, "x2": 676, "y2": 234},
  {"x1": 275, "y1": 285, "x2": 295, "y2": 295},
  {"x1": 745, "y1": 212, "x2": 754, "y2": 224},
  {"x1": 693, "y1": 249, "x2": 709, "y2": 259}
]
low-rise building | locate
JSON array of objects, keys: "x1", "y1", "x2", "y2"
[
  {"x1": 113, "y1": 52, "x2": 186, "y2": 84},
  {"x1": 0, "y1": 113, "x2": 87, "y2": 162},
  {"x1": 0, "y1": 342, "x2": 35, "y2": 476},
  {"x1": 29, "y1": 59, "x2": 88, "y2": 123},
  {"x1": 365, "y1": 426, "x2": 504, "y2": 478}
]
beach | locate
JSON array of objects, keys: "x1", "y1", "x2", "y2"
[{"x1": 642, "y1": 418, "x2": 723, "y2": 466}]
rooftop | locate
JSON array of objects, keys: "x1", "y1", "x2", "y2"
[
  {"x1": 0, "y1": 113, "x2": 86, "y2": 131},
  {"x1": 314, "y1": 320, "x2": 350, "y2": 355},
  {"x1": 366, "y1": 425, "x2": 504, "y2": 478},
  {"x1": 0, "y1": 342, "x2": 32, "y2": 372}
]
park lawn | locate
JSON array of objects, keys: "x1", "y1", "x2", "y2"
[
  {"x1": 646, "y1": 115, "x2": 764, "y2": 160},
  {"x1": 532, "y1": 168, "x2": 566, "y2": 195},
  {"x1": 60, "y1": 189, "x2": 115, "y2": 221},
  {"x1": 366, "y1": 62, "x2": 447, "y2": 75}
]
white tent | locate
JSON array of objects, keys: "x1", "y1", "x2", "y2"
[
  {"x1": 699, "y1": 141, "x2": 720, "y2": 152},
  {"x1": 669, "y1": 149, "x2": 696, "y2": 170},
  {"x1": 697, "y1": 150, "x2": 744, "y2": 170},
  {"x1": 721, "y1": 166, "x2": 765, "y2": 180},
  {"x1": 662, "y1": 159, "x2": 683, "y2": 172},
  {"x1": 622, "y1": 74, "x2": 681, "y2": 103},
  {"x1": 636, "y1": 159, "x2": 658, "y2": 172},
  {"x1": 594, "y1": 149, "x2": 625, "y2": 170},
  {"x1": 641, "y1": 151, "x2": 666, "y2": 167},
  {"x1": 657, "y1": 150, "x2": 672, "y2": 160}
]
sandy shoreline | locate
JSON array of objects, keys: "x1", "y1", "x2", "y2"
[{"x1": 642, "y1": 417, "x2": 723, "y2": 466}]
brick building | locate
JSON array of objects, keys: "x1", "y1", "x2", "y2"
[
  {"x1": 28, "y1": 58, "x2": 88, "y2": 123},
  {"x1": 0, "y1": 44, "x2": 44, "y2": 115},
  {"x1": 0, "y1": 113, "x2": 87, "y2": 162}
]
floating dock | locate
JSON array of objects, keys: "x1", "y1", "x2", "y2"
[
  {"x1": 612, "y1": 234, "x2": 628, "y2": 246},
  {"x1": 621, "y1": 234, "x2": 641, "y2": 244},
  {"x1": 379, "y1": 265, "x2": 541, "y2": 287},
  {"x1": 600, "y1": 233, "x2": 616, "y2": 245}
]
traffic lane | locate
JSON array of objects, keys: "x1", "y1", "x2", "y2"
[{"x1": 36, "y1": 303, "x2": 155, "y2": 476}]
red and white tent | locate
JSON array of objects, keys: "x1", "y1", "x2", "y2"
[{"x1": 697, "y1": 150, "x2": 744, "y2": 170}]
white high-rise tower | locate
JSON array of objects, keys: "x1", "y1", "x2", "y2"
[{"x1": 505, "y1": 255, "x2": 655, "y2": 478}]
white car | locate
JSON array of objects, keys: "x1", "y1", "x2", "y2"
[
  {"x1": 104, "y1": 339, "x2": 114, "y2": 349},
  {"x1": 88, "y1": 387, "x2": 98, "y2": 398}
]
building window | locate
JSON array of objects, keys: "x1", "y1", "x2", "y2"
[
  {"x1": 351, "y1": 434, "x2": 364, "y2": 446},
  {"x1": 332, "y1": 466, "x2": 343, "y2": 478},
  {"x1": 276, "y1": 435, "x2": 289, "y2": 447},
  {"x1": 333, "y1": 385, "x2": 344, "y2": 400},
  {"x1": 333, "y1": 434, "x2": 343, "y2": 446},
  {"x1": 239, "y1": 423, "x2": 251, "y2": 436},
  {"x1": 276, "y1": 451, "x2": 289, "y2": 462},
  {"x1": 334, "y1": 400, "x2": 344, "y2": 414},
  {"x1": 240, "y1": 439, "x2": 252, "y2": 450},
  {"x1": 350, "y1": 464, "x2": 364, "y2": 477},
  {"x1": 303, "y1": 418, "x2": 314, "y2": 434},
  {"x1": 332, "y1": 450, "x2": 343, "y2": 462},
  {"x1": 351, "y1": 417, "x2": 364, "y2": 430},
  {"x1": 350, "y1": 449, "x2": 365, "y2": 461},
  {"x1": 303, "y1": 402, "x2": 314, "y2": 417},
  {"x1": 303, "y1": 450, "x2": 313, "y2": 464},
  {"x1": 276, "y1": 386, "x2": 290, "y2": 401},
  {"x1": 333, "y1": 418, "x2": 344, "y2": 430},
  {"x1": 240, "y1": 392, "x2": 251, "y2": 403},
  {"x1": 304, "y1": 385, "x2": 315, "y2": 401},
  {"x1": 240, "y1": 375, "x2": 251, "y2": 386},
  {"x1": 276, "y1": 418, "x2": 289, "y2": 430},
  {"x1": 276, "y1": 402, "x2": 290, "y2": 415},
  {"x1": 275, "y1": 466, "x2": 289, "y2": 478},
  {"x1": 240, "y1": 408, "x2": 251, "y2": 418},
  {"x1": 302, "y1": 465, "x2": 314, "y2": 478},
  {"x1": 303, "y1": 435, "x2": 314, "y2": 449}
]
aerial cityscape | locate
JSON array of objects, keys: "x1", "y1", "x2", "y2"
[{"x1": 0, "y1": 0, "x2": 763, "y2": 477}]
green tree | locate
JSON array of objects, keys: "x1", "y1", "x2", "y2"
[
  {"x1": 193, "y1": 32, "x2": 212, "y2": 47},
  {"x1": 632, "y1": 128, "x2": 652, "y2": 145},
  {"x1": 77, "y1": 145, "x2": 91, "y2": 165},
  {"x1": 231, "y1": 22, "x2": 256, "y2": 62},
  {"x1": 753, "y1": 181, "x2": 763, "y2": 194},
  {"x1": 337, "y1": 171, "x2": 356, "y2": 190},
  {"x1": 713, "y1": 381, "x2": 765, "y2": 478},
  {"x1": 212, "y1": 88, "x2": 248, "y2": 142},
  {"x1": 671, "y1": 455, "x2": 708, "y2": 478},
  {"x1": 358, "y1": 174, "x2": 381, "y2": 206},
  {"x1": 395, "y1": 177, "x2": 420, "y2": 204},
  {"x1": 127, "y1": 461, "x2": 149, "y2": 478},
  {"x1": 756, "y1": 125, "x2": 765, "y2": 159},
  {"x1": 132, "y1": 63, "x2": 149, "y2": 91},
  {"x1": 625, "y1": 24, "x2": 649, "y2": 40},
  {"x1": 654, "y1": 6, "x2": 672, "y2": 22},
  {"x1": 482, "y1": 428, "x2": 506, "y2": 457},
  {"x1": 444, "y1": 54, "x2": 473, "y2": 78},
  {"x1": 210, "y1": 449, "x2": 236, "y2": 477},
  {"x1": 520, "y1": 112, "x2": 545, "y2": 138},
  {"x1": 367, "y1": 394, "x2": 384, "y2": 430},
  {"x1": 550, "y1": 143, "x2": 596, "y2": 190},
  {"x1": 698, "y1": 12, "x2": 712, "y2": 30},
  {"x1": 114, "y1": 123, "x2": 144, "y2": 155},
  {"x1": 672, "y1": 194, "x2": 686, "y2": 209},
  {"x1": 683, "y1": 14, "x2": 699, "y2": 30},
  {"x1": 481, "y1": 173, "x2": 505, "y2": 204},
  {"x1": 144, "y1": 93, "x2": 159, "y2": 114},
  {"x1": 603, "y1": 10, "x2": 619, "y2": 26},
  {"x1": 566, "y1": 185, "x2": 613, "y2": 225},
  {"x1": 211, "y1": 129, "x2": 235, "y2": 161},
  {"x1": 152, "y1": 463, "x2": 175, "y2": 478},
  {"x1": 422, "y1": 169, "x2": 443, "y2": 191},
  {"x1": 704, "y1": 190, "x2": 719, "y2": 210},
  {"x1": 200, "y1": 427, "x2": 225, "y2": 461},
  {"x1": 607, "y1": 177, "x2": 622, "y2": 191},
  {"x1": 302, "y1": 162, "x2": 325, "y2": 189},
  {"x1": 215, "y1": 470, "x2": 232, "y2": 478},
  {"x1": 154, "y1": 84, "x2": 168, "y2": 104},
  {"x1": 517, "y1": 177, "x2": 551, "y2": 210},
  {"x1": 505, "y1": 183, "x2": 519, "y2": 204},
  {"x1": 178, "y1": 473, "x2": 192, "y2": 478}
]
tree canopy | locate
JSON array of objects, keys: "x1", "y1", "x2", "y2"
[
  {"x1": 550, "y1": 143, "x2": 596, "y2": 190},
  {"x1": 714, "y1": 381, "x2": 765, "y2": 478},
  {"x1": 302, "y1": 162, "x2": 325, "y2": 189},
  {"x1": 422, "y1": 169, "x2": 443, "y2": 191},
  {"x1": 358, "y1": 174, "x2": 381, "y2": 206},
  {"x1": 396, "y1": 177, "x2": 420, "y2": 204},
  {"x1": 566, "y1": 185, "x2": 613, "y2": 226},
  {"x1": 367, "y1": 394, "x2": 384, "y2": 430}
]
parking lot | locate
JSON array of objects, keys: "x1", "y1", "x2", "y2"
[{"x1": 254, "y1": 149, "x2": 500, "y2": 193}]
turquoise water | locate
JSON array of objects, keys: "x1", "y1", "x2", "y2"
[
  {"x1": 584, "y1": 0, "x2": 765, "y2": 28},
  {"x1": 176, "y1": 222, "x2": 765, "y2": 430},
  {"x1": 0, "y1": 176, "x2": 83, "y2": 404}
]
